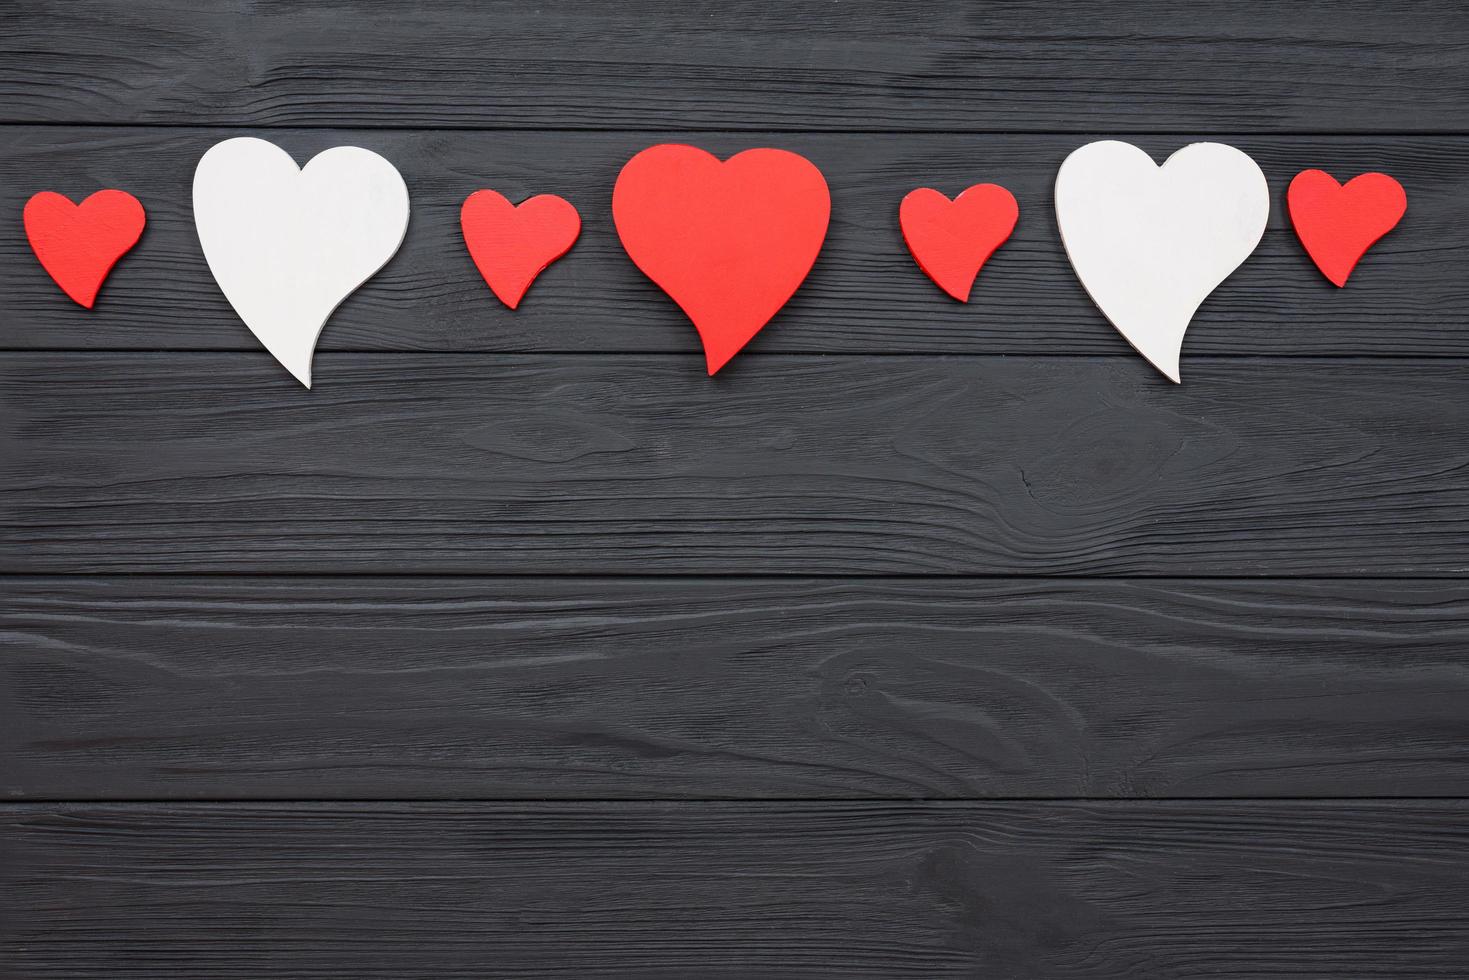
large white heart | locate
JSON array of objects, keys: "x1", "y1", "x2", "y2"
[
  {"x1": 1055, "y1": 140, "x2": 1269, "y2": 383},
  {"x1": 193, "y1": 137, "x2": 410, "y2": 388}
]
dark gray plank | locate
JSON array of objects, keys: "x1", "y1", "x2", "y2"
[
  {"x1": 4, "y1": 0, "x2": 1468, "y2": 133},
  {"x1": 6, "y1": 576, "x2": 1469, "y2": 800},
  {"x1": 2, "y1": 128, "x2": 1464, "y2": 356},
  {"x1": 6, "y1": 353, "x2": 1469, "y2": 576},
  {"x1": 3, "y1": 801, "x2": 1467, "y2": 978}
]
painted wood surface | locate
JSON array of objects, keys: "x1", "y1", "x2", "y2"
[
  {"x1": 4, "y1": 0, "x2": 1467, "y2": 132},
  {"x1": 1054, "y1": 140, "x2": 1271, "y2": 382},
  {"x1": 6, "y1": 576, "x2": 1469, "y2": 800},
  {"x1": 2, "y1": 1, "x2": 1467, "y2": 975},
  {"x1": 6, "y1": 353, "x2": 1469, "y2": 576},
  {"x1": 191, "y1": 137, "x2": 411, "y2": 387},
  {"x1": 4, "y1": 802, "x2": 1468, "y2": 978},
  {"x1": 1, "y1": 130, "x2": 1465, "y2": 356}
]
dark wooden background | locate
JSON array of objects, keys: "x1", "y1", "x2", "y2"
[{"x1": 4, "y1": 1, "x2": 1469, "y2": 976}]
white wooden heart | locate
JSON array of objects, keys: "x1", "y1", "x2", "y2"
[
  {"x1": 193, "y1": 137, "x2": 410, "y2": 388},
  {"x1": 1054, "y1": 141, "x2": 1268, "y2": 383}
]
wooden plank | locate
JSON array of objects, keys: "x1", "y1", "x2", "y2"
[
  {"x1": 3, "y1": 801, "x2": 1467, "y2": 978},
  {"x1": 2, "y1": 128, "x2": 1465, "y2": 357},
  {"x1": 6, "y1": 576, "x2": 1469, "y2": 800},
  {"x1": 6, "y1": 353, "x2": 1469, "y2": 576},
  {"x1": 4, "y1": 1, "x2": 1468, "y2": 133}
]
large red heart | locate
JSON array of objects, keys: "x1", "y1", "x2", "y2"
[
  {"x1": 613, "y1": 144, "x2": 830, "y2": 375},
  {"x1": 1287, "y1": 170, "x2": 1406, "y2": 287},
  {"x1": 461, "y1": 190, "x2": 580, "y2": 309},
  {"x1": 24, "y1": 189, "x2": 146, "y2": 308},
  {"x1": 899, "y1": 184, "x2": 1018, "y2": 301}
]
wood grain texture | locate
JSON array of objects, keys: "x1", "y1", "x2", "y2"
[
  {"x1": 5, "y1": 4, "x2": 1469, "y2": 974},
  {"x1": 3, "y1": 801, "x2": 1467, "y2": 978},
  {"x1": 2, "y1": 128, "x2": 1465, "y2": 357},
  {"x1": 5, "y1": 0, "x2": 1468, "y2": 133},
  {"x1": 6, "y1": 353, "x2": 1469, "y2": 576},
  {"x1": 6, "y1": 576, "x2": 1469, "y2": 800}
]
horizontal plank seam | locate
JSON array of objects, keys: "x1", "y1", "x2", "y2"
[
  {"x1": 11, "y1": 351, "x2": 1469, "y2": 363},
  {"x1": 3, "y1": 120, "x2": 1468, "y2": 137},
  {"x1": 4, "y1": 797, "x2": 1469, "y2": 806}
]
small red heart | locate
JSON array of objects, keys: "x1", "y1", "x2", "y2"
[
  {"x1": 461, "y1": 190, "x2": 580, "y2": 309},
  {"x1": 1287, "y1": 170, "x2": 1406, "y2": 287},
  {"x1": 24, "y1": 189, "x2": 146, "y2": 308},
  {"x1": 613, "y1": 144, "x2": 830, "y2": 375},
  {"x1": 900, "y1": 184, "x2": 1019, "y2": 302}
]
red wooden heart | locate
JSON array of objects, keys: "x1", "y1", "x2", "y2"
[
  {"x1": 613, "y1": 144, "x2": 830, "y2": 375},
  {"x1": 1287, "y1": 170, "x2": 1406, "y2": 287},
  {"x1": 900, "y1": 184, "x2": 1018, "y2": 302},
  {"x1": 461, "y1": 190, "x2": 580, "y2": 309},
  {"x1": 24, "y1": 189, "x2": 146, "y2": 308}
]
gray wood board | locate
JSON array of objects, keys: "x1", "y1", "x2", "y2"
[
  {"x1": 3, "y1": 801, "x2": 1467, "y2": 978},
  {"x1": 5, "y1": 576, "x2": 1469, "y2": 800},
  {"x1": 6, "y1": 353, "x2": 1469, "y2": 575},
  {"x1": 1, "y1": 129, "x2": 1462, "y2": 357},
  {"x1": 4, "y1": 0, "x2": 1468, "y2": 132}
]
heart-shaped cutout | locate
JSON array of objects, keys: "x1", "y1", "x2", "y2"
[
  {"x1": 1288, "y1": 170, "x2": 1406, "y2": 287},
  {"x1": 613, "y1": 144, "x2": 830, "y2": 375},
  {"x1": 900, "y1": 184, "x2": 1018, "y2": 301},
  {"x1": 193, "y1": 137, "x2": 410, "y2": 388},
  {"x1": 1055, "y1": 140, "x2": 1269, "y2": 383},
  {"x1": 461, "y1": 190, "x2": 580, "y2": 309},
  {"x1": 24, "y1": 189, "x2": 146, "y2": 308}
]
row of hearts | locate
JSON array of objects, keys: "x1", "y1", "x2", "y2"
[{"x1": 24, "y1": 137, "x2": 1407, "y2": 387}]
